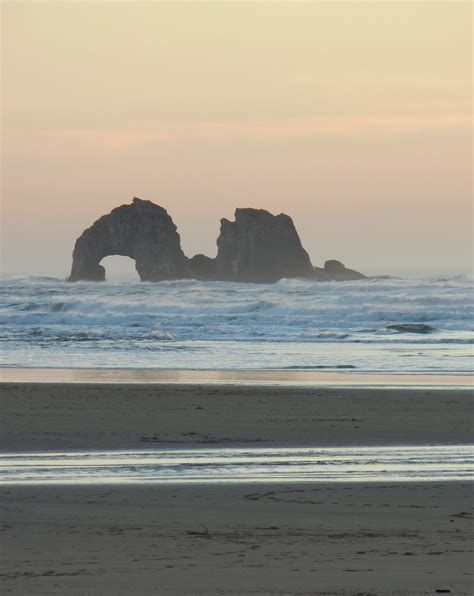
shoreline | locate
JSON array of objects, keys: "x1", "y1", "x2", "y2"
[{"x1": 1, "y1": 367, "x2": 472, "y2": 387}]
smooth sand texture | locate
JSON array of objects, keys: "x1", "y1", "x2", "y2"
[
  {"x1": 0, "y1": 382, "x2": 473, "y2": 595},
  {"x1": 1, "y1": 483, "x2": 473, "y2": 595},
  {"x1": 0, "y1": 383, "x2": 473, "y2": 451},
  {"x1": 2, "y1": 367, "x2": 473, "y2": 386}
]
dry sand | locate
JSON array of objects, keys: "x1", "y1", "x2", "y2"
[
  {"x1": 0, "y1": 383, "x2": 473, "y2": 451},
  {"x1": 0, "y1": 382, "x2": 473, "y2": 595}
]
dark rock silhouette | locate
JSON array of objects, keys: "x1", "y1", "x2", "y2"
[
  {"x1": 322, "y1": 259, "x2": 366, "y2": 281},
  {"x1": 215, "y1": 208, "x2": 314, "y2": 283},
  {"x1": 386, "y1": 323, "x2": 433, "y2": 334},
  {"x1": 188, "y1": 254, "x2": 217, "y2": 280},
  {"x1": 68, "y1": 198, "x2": 187, "y2": 282},
  {"x1": 68, "y1": 198, "x2": 365, "y2": 283}
]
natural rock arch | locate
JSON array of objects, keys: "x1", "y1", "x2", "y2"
[
  {"x1": 68, "y1": 198, "x2": 187, "y2": 282},
  {"x1": 69, "y1": 197, "x2": 366, "y2": 283}
]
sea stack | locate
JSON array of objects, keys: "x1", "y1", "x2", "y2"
[
  {"x1": 215, "y1": 208, "x2": 314, "y2": 283},
  {"x1": 68, "y1": 197, "x2": 365, "y2": 283},
  {"x1": 312, "y1": 259, "x2": 366, "y2": 281},
  {"x1": 68, "y1": 198, "x2": 187, "y2": 282}
]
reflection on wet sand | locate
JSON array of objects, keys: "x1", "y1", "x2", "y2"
[
  {"x1": 1, "y1": 445, "x2": 472, "y2": 485},
  {"x1": 1, "y1": 367, "x2": 473, "y2": 386}
]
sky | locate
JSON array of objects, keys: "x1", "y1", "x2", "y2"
[{"x1": 1, "y1": 1, "x2": 472, "y2": 278}]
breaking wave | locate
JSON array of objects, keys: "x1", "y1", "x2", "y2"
[{"x1": 0, "y1": 275, "x2": 473, "y2": 373}]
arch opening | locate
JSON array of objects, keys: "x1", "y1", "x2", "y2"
[{"x1": 100, "y1": 255, "x2": 139, "y2": 282}]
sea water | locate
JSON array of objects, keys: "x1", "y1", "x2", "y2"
[
  {"x1": 0, "y1": 445, "x2": 472, "y2": 485},
  {"x1": 0, "y1": 275, "x2": 472, "y2": 374}
]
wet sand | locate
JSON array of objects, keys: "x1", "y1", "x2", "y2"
[
  {"x1": 0, "y1": 382, "x2": 472, "y2": 451},
  {"x1": 0, "y1": 382, "x2": 473, "y2": 594},
  {"x1": 1, "y1": 367, "x2": 472, "y2": 387},
  {"x1": 1, "y1": 482, "x2": 473, "y2": 595}
]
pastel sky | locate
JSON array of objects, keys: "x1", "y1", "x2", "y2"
[{"x1": 2, "y1": 1, "x2": 472, "y2": 278}]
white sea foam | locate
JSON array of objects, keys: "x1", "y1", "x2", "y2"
[{"x1": 0, "y1": 276, "x2": 473, "y2": 373}]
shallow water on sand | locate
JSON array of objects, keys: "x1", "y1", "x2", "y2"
[
  {"x1": 1, "y1": 367, "x2": 472, "y2": 387},
  {"x1": 1, "y1": 445, "x2": 472, "y2": 485}
]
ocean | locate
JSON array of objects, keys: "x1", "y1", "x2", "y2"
[{"x1": 0, "y1": 275, "x2": 472, "y2": 374}]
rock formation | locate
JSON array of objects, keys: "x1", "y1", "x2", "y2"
[
  {"x1": 215, "y1": 208, "x2": 314, "y2": 283},
  {"x1": 68, "y1": 198, "x2": 187, "y2": 282},
  {"x1": 312, "y1": 259, "x2": 366, "y2": 281},
  {"x1": 187, "y1": 254, "x2": 217, "y2": 281},
  {"x1": 68, "y1": 198, "x2": 366, "y2": 283}
]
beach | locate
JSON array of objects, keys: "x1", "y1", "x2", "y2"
[
  {"x1": 1, "y1": 382, "x2": 473, "y2": 452},
  {"x1": 0, "y1": 381, "x2": 473, "y2": 594},
  {"x1": 1, "y1": 482, "x2": 473, "y2": 595}
]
